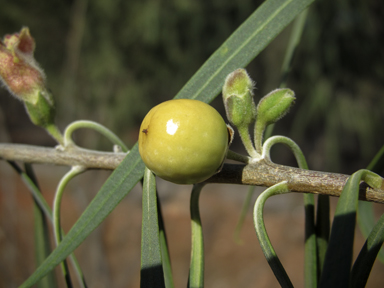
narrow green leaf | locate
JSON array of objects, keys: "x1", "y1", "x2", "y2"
[
  {"x1": 357, "y1": 144, "x2": 384, "y2": 263},
  {"x1": 189, "y1": 184, "x2": 205, "y2": 288},
  {"x1": 33, "y1": 203, "x2": 57, "y2": 288},
  {"x1": 174, "y1": 0, "x2": 315, "y2": 103},
  {"x1": 26, "y1": 163, "x2": 57, "y2": 288},
  {"x1": 351, "y1": 213, "x2": 384, "y2": 288},
  {"x1": 20, "y1": 144, "x2": 145, "y2": 287},
  {"x1": 319, "y1": 170, "x2": 381, "y2": 288},
  {"x1": 303, "y1": 193, "x2": 317, "y2": 288},
  {"x1": 253, "y1": 181, "x2": 293, "y2": 288},
  {"x1": 8, "y1": 161, "x2": 86, "y2": 287},
  {"x1": 357, "y1": 201, "x2": 384, "y2": 263},
  {"x1": 315, "y1": 194, "x2": 330, "y2": 275},
  {"x1": 366, "y1": 144, "x2": 384, "y2": 174},
  {"x1": 157, "y1": 193, "x2": 175, "y2": 288},
  {"x1": 141, "y1": 168, "x2": 165, "y2": 288}
]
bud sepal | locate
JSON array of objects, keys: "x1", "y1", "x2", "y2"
[
  {"x1": 222, "y1": 68, "x2": 257, "y2": 127},
  {"x1": 254, "y1": 88, "x2": 295, "y2": 153}
]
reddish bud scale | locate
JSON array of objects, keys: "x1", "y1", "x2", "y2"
[{"x1": 0, "y1": 28, "x2": 45, "y2": 104}]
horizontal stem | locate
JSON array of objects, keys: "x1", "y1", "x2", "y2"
[
  {"x1": 208, "y1": 160, "x2": 384, "y2": 204},
  {"x1": 0, "y1": 143, "x2": 125, "y2": 170},
  {"x1": 1, "y1": 143, "x2": 383, "y2": 203}
]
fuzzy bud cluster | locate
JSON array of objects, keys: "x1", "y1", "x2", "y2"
[
  {"x1": 0, "y1": 27, "x2": 48, "y2": 105},
  {"x1": 0, "y1": 27, "x2": 55, "y2": 128}
]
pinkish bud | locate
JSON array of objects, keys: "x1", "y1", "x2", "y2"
[{"x1": 0, "y1": 27, "x2": 47, "y2": 105}]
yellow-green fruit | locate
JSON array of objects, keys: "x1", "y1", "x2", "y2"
[{"x1": 139, "y1": 99, "x2": 229, "y2": 184}]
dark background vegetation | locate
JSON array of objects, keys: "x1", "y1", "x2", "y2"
[{"x1": 0, "y1": 0, "x2": 383, "y2": 287}]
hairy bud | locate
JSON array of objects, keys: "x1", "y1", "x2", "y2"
[
  {"x1": 222, "y1": 68, "x2": 256, "y2": 128},
  {"x1": 256, "y1": 88, "x2": 295, "y2": 125},
  {"x1": 0, "y1": 27, "x2": 47, "y2": 105}
]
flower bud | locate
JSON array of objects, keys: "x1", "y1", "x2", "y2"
[
  {"x1": 4, "y1": 27, "x2": 35, "y2": 56},
  {"x1": 222, "y1": 68, "x2": 257, "y2": 128},
  {"x1": 0, "y1": 27, "x2": 46, "y2": 105},
  {"x1": 24, "y1": 90, "x2": 55, "y2": 128},
  {"x1": 256, "y1": 88, "x2": 295, "y2": 126},
  {"x1": 253, "y1": 88, "x2": 295, "y2": 153}
]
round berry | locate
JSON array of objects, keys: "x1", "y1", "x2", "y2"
[{"x1": 139, "y1": 99, "x2": 229, "y2": 184}]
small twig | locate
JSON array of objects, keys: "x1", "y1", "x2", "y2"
[
  {"x1": 0, "y1": 143, "x2": 125, "y2": 169},
  {"x1": 208, "y1": 160, "x2": 384, "y2": 204},
  {"x1": 1, "y1": 143, "x2": 383, "y2": 203}
]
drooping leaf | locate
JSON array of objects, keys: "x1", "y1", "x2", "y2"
[
  {"x1": 319, "y1": 170, "x2": 382, "y2": 288},
  {"x1": 26, "y1": 164, "x2": 58, "y2": 288},
  {"x1": 157, "y1": 193, "x2": 175, "y2": 288},
  {"x1": 20, "y1": 144, "x2": 146, "y2": 287},
  {"x1": 188, "y1": 184, "x2": 205, "y2": 288},
  {"x1": 253, "y1": 181, "x2": 293, "y2": 288},
  {"x1": 357, "y1": 144, "x2": 384, "y2": 263},
  {"x1": 141, "y1": 168, "x2": 165, "y2": 288},
  {"x1": 351, "y1": 213, "x2": 384, "y2": 288}
]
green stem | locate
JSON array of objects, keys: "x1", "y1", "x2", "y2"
[
  {"x1": 63, "y1": 120, "x2": 129, "y2": 152},
  {"x1": 237, "y1": 124, "x2": 260, "y2": 159},
  {"x1": 262, "y1": 135, "x2": 306, "y2": 167},
  {"x1": 226, "y1": 150, "x2": 250, "y2": 164},
  {"x1": 253, "y1": 181, "x2": 293, "y2": 288},
  {"x1": 53, "y1": 166, "x2": 85, "y2": 245},
  {"x1": 45, "y1": 123, "x2": 64, "y2": 145},
  {"x1": 189, "y1": 183, "x2": 206, "y2": 288},
  {"x1": 53, "y1": 165, "x2": 85, "y2": 286},
  {"x1": 254, "y1": 119, "x2": 266, "y2": 154}
]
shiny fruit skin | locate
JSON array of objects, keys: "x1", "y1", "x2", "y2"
[{"x1": 139, "y1": 99, "x2": 228, "y2": 184}]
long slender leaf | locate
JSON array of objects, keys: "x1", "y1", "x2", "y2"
[
  {"x1": 253, "y1": 181, "x2": 293, "y2": 288},
  {"x1": 8, "y1": 161, "x2": 86, "y2": 287},
  {"x1": 315, "y1": 194, "x2": 330, "y2": 276},
  {"x1": 189, "y1": 184, "x2": 205, "y2": 288},
  {"x1": 319, "y1": 170, "x2": 381, "y2": 288},
  {"x1": 20, "y1": 1, "x2": 315, "y2": 285},
  {"x1": 357, "y1": 201, "x2": 384, "y2": 263},
  {"x1": 33, "y1": 202, "x2": 57, "y2": 288},
  {"x1": 157, "y1": 192, "x2": 174, "y2": 288},
  {"x1": 351, "y1": 213, "x2": 384, "y2": 288},
  {"x1": 141, "y1": 168, "x2": 165, "y2": 288},
  {"x1": 303, "y1": 194, "x2": 317, "y2": 288},
  {"x1": 26, "y1": 164, "x2": 57, "y2": 288},
  {"x1": 174, "y1": 0, "x2": 315, "y2": 103},
  {"x1": 20, "y1": 144, "x2": 145, "y2": 287},
  {"x1": 357, "y1": 144, "x2": 384, "y2": 263}
]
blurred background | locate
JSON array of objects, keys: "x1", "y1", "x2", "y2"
[{"x1": 0, "y1": 0, "x2": 383, "y2": 287}]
